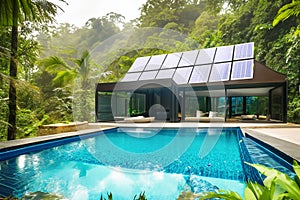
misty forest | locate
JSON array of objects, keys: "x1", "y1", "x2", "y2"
[{"x1": 0, "y1": 0, "x2": 299, "y2": 140}]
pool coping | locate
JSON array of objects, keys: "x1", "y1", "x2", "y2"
[
  {"x1": 0, "y1": 126, "x2": 116, "y2": 151},
  {"x1": 241, "y1": 128, "x2": 300, "y2": 163}
]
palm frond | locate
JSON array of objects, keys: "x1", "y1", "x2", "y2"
[
  {"x1": 0, "y1": 0, "x2": 13, "y2": 26},
  {"x1": 33, "y1": 0, "x2": 65, "y2": 23},
  {"x1": 199, "y1": 189, "x2": 243, "y2": 200},
  {"x1": 74, "y1": 50, "x2": 90, "y2": 67},
  {"x1": 273, "y1": 0, "x2": 300, "y2": 26},
  {"x1": 74, "y1": 50, "x2": 91, "y2": 80},
  {"x1": 19, "y1": 0, "x2": 35, "y2": 21},
  {"x1": 38, "y1": 56, "x2": 71, "y2": 73},
  {"x1": 52, "y1": 70, "x2": 76, "y2": 87},
  {"x1": 0, "y1": 0, "x2": 66, "y2": 26},
  {"x1": 0, "y1": 119, "x2": 11, "y2": 127}
]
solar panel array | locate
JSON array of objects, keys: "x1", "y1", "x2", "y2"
[{"x1": 121, "y1": 42, "x2": 254, "y2": 84}]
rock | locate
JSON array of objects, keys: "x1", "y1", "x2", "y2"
[
  {"x1": 187, "y1": 175, "x2": 219, "y2": 194},
  {"x1": 20, "y1": 191, "x2": 66, "y2": 200}
]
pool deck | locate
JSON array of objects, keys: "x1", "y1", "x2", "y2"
[
  {"x1": 241, "y1": 127, "x2": 300, "y2": 162},
  {"x1": 1, "y1": 122, "x2": 299, "y2": 162},
  {"x1": 0, "y1": 125, "x2": 115, "y2": 151}
]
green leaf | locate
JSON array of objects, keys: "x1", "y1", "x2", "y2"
[
  {"x1": 273, "y1": 0, "x2": 300, "y2": 26},
  {"x1": 52, "y1": 70, "x2": 76, "y2": 87},
  {"x1": 40, "y1": 56, "x2": 71, "y2": 73},
  {"x1": 293, "y1": 160, "x2": 300, "y2": 180},
  {"x1": 267, "y1": 180, "x2": 285, "y2": 200},
  {"x1": 263, "y1": 174, "x2": 276, "y2": 188},
  {"x1": 246, "y1": 181, "x2": 265, "y2": 198},
  {"x1": 199, "y1": 190, "x2": 243, "y2": 200},
  {"x1": 244, "y1": 187, "x2": 257, "y2": 200},
  {"x1": 247, "y1": 162, "x2": 300, "y2": 199}
]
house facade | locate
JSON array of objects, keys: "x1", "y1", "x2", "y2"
[{"x1": 95, "y1": 42, "x2": 287, "y2": 123}]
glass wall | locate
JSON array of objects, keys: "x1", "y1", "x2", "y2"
[
  {"x1": 97, "y1": 92, "x2": 114, "y2": 121},
  {"x1": 270, "y1": 86, "x2": 285, "y2": 121},
  {"x1": 210, "y1": 97, "x2": 226, "y2": 117},
  {"x1": 230, "y1": 96, "x2": 268, "y2": 117},
  {"x1": 184, "y1": 95, "x2": 199, "y2": 117},
  {"x1": 231, "y1": 97, "x2": 243, "y2": 116},
  {"x1": 246, "y1": 96, "x2": 268, "y2": 116},
  {"x1": 129, "y1": 93, "x2": 146, "y2": 116},
  {"x1": 112, "y1": 92, "x2": 129, "y2": 117},
  {"x1": 183, "y1": 92, "x2": 226, "y2": 117},
  {"x1": 97, "y1": 91, "x2": 146, "y2": 121}
]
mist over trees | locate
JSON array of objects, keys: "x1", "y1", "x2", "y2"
[{"x1": 0, "y1": 0, "x2": 299, "y2": 140}]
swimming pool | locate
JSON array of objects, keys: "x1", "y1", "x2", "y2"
[{"x1": 0, "y1": 128, "x2": 251, "y2": 199}]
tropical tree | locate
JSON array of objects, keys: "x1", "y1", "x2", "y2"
[
  {"x1": 272, "y1": 0, "x2": 300, "y2": 123},
  {"x1": 38, "y1": 50, "x2": 96, "y2": 122},
  {"x1": 139, "y1": 0, "x2": 206, "y2": 34},
  {"x1": 0, "y1": 0, "x2": 65, "y2": 140},
  {"x1": 40, "y1": 50, "x2": 93, "y2": 89},
  {"x1": 84, "y1": 12, "x2": 124, "y2": 48}
]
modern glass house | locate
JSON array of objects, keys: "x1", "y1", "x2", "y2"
[{"x1": 95, "y1": 42, "x2": 287, "y2": 122}]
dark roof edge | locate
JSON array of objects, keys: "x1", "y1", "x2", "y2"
[{"x1": 255, "y1": 60, "x2": 287, "y2": 78}]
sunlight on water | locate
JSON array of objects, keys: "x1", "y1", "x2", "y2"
[{"x1": 0, "y1": 128, "x2": 246, "y2": 199}]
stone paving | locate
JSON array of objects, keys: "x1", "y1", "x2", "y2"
[{"x1": 242, "y1": 127, "x2": 300, "y2": 162}]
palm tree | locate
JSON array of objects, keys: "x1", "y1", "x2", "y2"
[
  {"x1": 0, "y1": 0, "x2": 65, "y2": 140},
  {"x1": 39, "y1": 50, "x2": 92, "y2": 89},
  {"x1": 39, "y1": 50, "x2": 95, "y2": 122},
  {"x1": 273, "y1": 0, "x2": 300, "y2": 26}
]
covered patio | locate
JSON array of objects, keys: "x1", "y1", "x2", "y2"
[{"x1": 95, "y1": 42, "x2": 287, "y2": 123}]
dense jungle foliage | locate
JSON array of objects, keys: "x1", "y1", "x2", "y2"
[{"x1": 0, "y1": 0, "x2": 299, "y2": 140}]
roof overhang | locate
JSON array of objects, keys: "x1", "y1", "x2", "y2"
[{"x1": 96, "y1": 78, "x2": 178, "y2": 92}]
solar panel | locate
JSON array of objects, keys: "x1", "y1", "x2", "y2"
[
  {"x1": 121, "y1": 72, "x2": 141, "y2": 82},
  {"x1": 128, "y1": 56, "x2": 150, "y2": 72},
  {"x1": 178, "y1": 50, "x2": 199, "y2": 67},
  {"x1": 189, "y1": 65, "x2": 212, "y2": 84},
  {"x1": 156, "y1": 69, "x2": 176, "y2": 79},
  {"x1": 231, "y1": 59, "x2": 254, "y2": 80},
  {"x1": 139, "y1": 71, "x2": 158, "y2": 80},
  {"x1": 209, "y1": 62, "x2": 231, "y2": 82},
  {"x1": 144, "y1": 54, "x2": 166, "y2": 71},
  {"x1": 173, "y1": 67, "x2": 193, "y2": 84},
  {"x1": 214, "y1": 45, "x2": 234, "y2": 63},
  {"x1": 161, "y1": 52, "x2": 182, "y2": 69},
  {"x1": 234, "y1": 42, "x2": 254, "y2": 60},
  {"x1": 123, "y1": 42, "x2": 255, "y2": 85},
  {"x1": 195, "y1": 48, "x2": 216, "y2": 65}
]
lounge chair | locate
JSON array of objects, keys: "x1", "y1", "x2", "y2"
[
  {"x1": 123, "y1": 116, "x2": 155, "y2": 123},
  {"x1": 185, "y1": 111, "x2": 225, "y2": 122},
  {"x1": 240, "y1": 114, "x2": 257, "y2": 120}
]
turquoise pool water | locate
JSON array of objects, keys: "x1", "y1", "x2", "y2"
[{"x1": 0, "y1": 128, "x2": 246, "y2": 199}]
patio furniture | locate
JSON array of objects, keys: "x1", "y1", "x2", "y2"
[
  {"x1": 123, "y1": 116, "x2": 155, "y2": 123},
  {"x1": 185, "y1": 111, "x2": 225, "y2": 122}
]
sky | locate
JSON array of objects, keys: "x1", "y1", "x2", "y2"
[{"x1": 52, "y1": 0, "x2": 147, "y2": 27}]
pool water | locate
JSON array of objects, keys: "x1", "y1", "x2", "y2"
[{"x1": 0, "y1": 128, "x2": 246, "y2": 199}]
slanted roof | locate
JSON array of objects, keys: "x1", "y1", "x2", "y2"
[
  {"x1": 97, "y1": 42, "x2": 286, "y2": 96},
  {"x1": 97, "y1": 78, "x2": 178, "y2": 92}
]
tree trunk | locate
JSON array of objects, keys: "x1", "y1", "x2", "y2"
[
  {"x1": 7, "y1": 25, "x2": 18, "y2": 140},
  {"x1": 298, "y1": 65, "x2": 300, "y2": 96}
]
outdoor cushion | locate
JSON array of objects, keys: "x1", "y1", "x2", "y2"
[
  {"x1": 209, "y1": 111, "x2": 218, "y2": 118},
  {"x1": 241, "y1": 115, "x2": 257, "y2": 120}
]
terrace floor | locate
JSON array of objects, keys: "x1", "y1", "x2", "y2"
[{"x1": 1, "y1": 122, "x2": 299, "y2": 162}]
